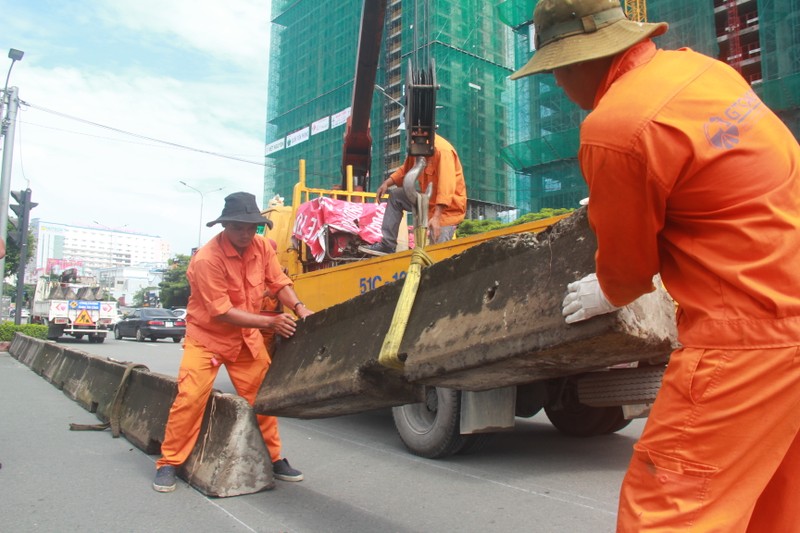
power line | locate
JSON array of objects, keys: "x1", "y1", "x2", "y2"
[
  {"x1": 15, "y1": 99, "x2": 351, "y2": 181},
  {"x1": 21, "y1": 99, "x2": 266, "y2": 167}
]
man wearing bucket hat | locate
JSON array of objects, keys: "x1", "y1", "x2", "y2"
[
  {"x1": 513, "y1": 1, "x2": 800, "y2": 531},
  {"x1": 152, "y1": 192, "x2": 314, "y2": 493}
]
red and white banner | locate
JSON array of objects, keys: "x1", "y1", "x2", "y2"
[{"x1": 292, "y1": 197, "x2": 385, "y2": 262}]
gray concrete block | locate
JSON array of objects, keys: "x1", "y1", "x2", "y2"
[
  {"x1": 255, "y1": 208, "x2": 676, "y2": 418},
  {"x1": 399, "y1": 208, "x2": 677, "y2": 390},
  {"x1": 9, "y1": 336, "x2": 274, "y2": 497}
]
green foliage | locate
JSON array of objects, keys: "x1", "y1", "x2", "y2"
[
  {"x1": 159, "y1": 254, "x2": 191, "y2": 309},
  {"x1": 0, "y1": 322, "x2": 48, "y2": 341},
  {"x1": 132, "y1": 286, "x2": 160, "y2": 307},
  {"x1": 457, "y1": 207, "x2": 575, "y2": 237}
]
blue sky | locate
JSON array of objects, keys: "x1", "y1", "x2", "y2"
[{"x1": 1, "y1": 0, "x2": 272, "y2": 256}]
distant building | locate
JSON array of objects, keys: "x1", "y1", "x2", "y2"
[
  {"x1": 96, "y1": 265, "x2": 166, "y2": 307},
  {"x1": 27, "y1": 219, "x2": 171, "y2": 285}
]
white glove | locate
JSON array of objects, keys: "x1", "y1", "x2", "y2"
[{"x1": 562, "y1": 273, "x2": 619, "y2": 324}]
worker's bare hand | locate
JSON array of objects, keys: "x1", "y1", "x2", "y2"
[
  {"x1": 295, "y1": 306, "x2": 314, "y2": 320},
  {"x1": 375, "y1": 181, "x2": 390, "y2": 202},
  {"x1": 428, "y1": 216, "x2": 442, "y2": 243},
  {"x1": 264, "y1": 312, "x2": 297, "y2": 338}
]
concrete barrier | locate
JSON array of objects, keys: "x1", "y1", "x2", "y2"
[
  {"x1": 8, "y1": 335, "x2": 274, "y2": 497},
  {"x1": 254, "y1": 208, "x2": 676, "y2": 418}
]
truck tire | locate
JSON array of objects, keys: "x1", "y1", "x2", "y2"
[
  {"x1": 45, "y1": 320, "x2": 62, "y2": 341},
  {"x1": 392, "y1": 387, "x2": 472, "y2": 458},
  {"x1": 135, "y1": 328, "x2": 146, "y2": 342},
  {"x1": 544, "y1": 403, "x2": 630, "y2": 438}
]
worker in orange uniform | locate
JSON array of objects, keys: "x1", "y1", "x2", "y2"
[
  {"x1": 359, "y1": 134, "x2": 467, "y2": 255},
  {"x1": 513, "y1": 1, "x2": 800, "y2": 531},
  {"x1": 259, "y1": 238, "x2": 284, "y2": 354},
  {"x1": 152, "y1": 192, "x2": 314, "y2": 493}
]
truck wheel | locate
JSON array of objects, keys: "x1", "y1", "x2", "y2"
[
  {"x1": 544, "y1": 403, "x2": 629, "y2": 438},
  {"x1": 74, "y1": 334, "x2": 84, "y2": 340},
  {"x1": 88, "y1": 335, "x2": 105, "y2": 344},
  {"x1": 392, "y1": 387, "x2": 470, "y2": 458},
  {"x1": 135, "y1": 328, "x2": 146, "y2": 342},
  {"x1": 45, "y1": 320, "x2": 62, "y2": 341},
  {"x1": 114, "y1": 327, "x2": 122, "y2": 340}
]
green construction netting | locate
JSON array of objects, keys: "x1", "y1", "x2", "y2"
[
  {"x1": 496, "y1": 0, "x2": 535, "y2": 30},
  {"x1": 265, "y1": 0, "x2": 800, "y2": 219},
  {"x1": 265, "y1": 0, "x2": 518, "y2": 210}
]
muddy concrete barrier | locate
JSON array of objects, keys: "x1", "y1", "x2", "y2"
[
  {"x1": 8, "y1": 335, "x2": 274, "y2": 497},
  {"x1": 255, "y1": 208, "x2": 676, "y2": 418}
]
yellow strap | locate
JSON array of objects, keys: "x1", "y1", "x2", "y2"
[{"x1": 378, "y1": 224, "x2": 434, "y2": 370}]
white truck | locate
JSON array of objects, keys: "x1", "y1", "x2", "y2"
[{"x1": 31, "y1": 269, "x2": 118, "y2": 343}]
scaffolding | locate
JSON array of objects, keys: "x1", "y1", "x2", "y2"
[
  {"x1": 266, "y1": 0, "x2": 800, "y2": 221},
  {"x1": 755, "y1": 0, "x2": 800, "y2": 135},
  {"x1": 499, "y1": 0, "x2": 732, "y2": 212},
  {"x1": 265, "y1": 0, "x2": 518, "y2": 220}
]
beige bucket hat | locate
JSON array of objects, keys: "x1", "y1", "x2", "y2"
[{"x1": 511, "y1": 0, "x2": 668, "y2": 79}]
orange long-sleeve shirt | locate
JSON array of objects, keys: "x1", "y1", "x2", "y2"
[
  {"x1": 580, "y1": 40, "x2": 800, "y2": 348},
  {"x1": 186, "y1": 233, "x2": 292, "y2": 361},
  {"x1": 389, "y1": 135, "x2": 467, "y2": 227}
]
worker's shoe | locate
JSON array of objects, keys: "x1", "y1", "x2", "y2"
[
  {"x1": 272, "y1": 458, "x2": 304, "y2": 482},
  {"x1": 358, "y1": 242, "x2": 395, "y2": 256},
  {"x1": 152, "y1": 465, "x2": 177, "y2": 492}
]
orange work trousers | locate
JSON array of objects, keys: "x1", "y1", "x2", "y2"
[
  {"x1": 617, "y1": 345, "x2": 800, "y2": 532},
  {"x1": 156, "y1": 337, "x2": 282, "y2": 468}
]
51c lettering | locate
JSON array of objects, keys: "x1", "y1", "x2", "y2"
[{"x1": 359, "y1": 271, "x2": 407, "y2": 294}]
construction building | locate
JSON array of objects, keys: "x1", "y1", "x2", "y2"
[
  {"x1": 264, "y1": 0, "x2": 518, "y2": 220},
  {"x1": 264, "y1": 0, "x2": 800, "y2": 220}
]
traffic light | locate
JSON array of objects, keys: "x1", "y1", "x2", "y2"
[
  {"x1": 9, "y1": 188, "x2": 37, "y2": 245},
  {"x1": 8, "y1": 188, "x2": 37, "y2": 326}
]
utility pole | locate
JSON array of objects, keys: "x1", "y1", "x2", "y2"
[
  {"x1": 9, "y1": 188, "x2": 36, "y2": 324},
  {"x1": 0, "y1": 48, "x2": 24, "y2": 286},
  {"x1": 0, "y1": 86, "x2": 19, "y2": 281}
]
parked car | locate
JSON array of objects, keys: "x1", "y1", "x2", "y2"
[{"x1": 114, "y1": 308, "x2": 186, "y2": 343}]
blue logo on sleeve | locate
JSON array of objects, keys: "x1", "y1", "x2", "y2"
[{"x1": 703, "y1": 90, "x2": 764, "y2": 150}]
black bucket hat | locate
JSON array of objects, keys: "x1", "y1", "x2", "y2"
[{"x1": 206, "y1": 191, "x2": 273, "y2": 228}]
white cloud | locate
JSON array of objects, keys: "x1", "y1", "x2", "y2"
[
  {"x1": 1, "y1": 0, "x2": 273, "y2": 256},
  {"x1": 94, "y1": 0, "x2": 271, "y2": 68}
]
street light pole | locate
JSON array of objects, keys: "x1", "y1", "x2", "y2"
[
  {"x1": 0, "y1": 86, "x2": 20, "y2": 282},
  {"x1": 0, "y1": 49, "x2": 24, "y2": 283},
  {"x1": 375, "y1": 84, "x2": 406, "y2": 130},
  {"x1": 179, "y1": 181, "x2": 222, "y2": 249},
  {"x1": 0, "y1": 49, "x2": 23, "y2": 137}
]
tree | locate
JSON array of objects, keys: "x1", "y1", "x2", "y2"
[
  {"x1": 132, "y1": 286, "x2": 160, "y2": 307},
  {"x1": 158, "y1": 254, "x2": 191, "y2": 308}
]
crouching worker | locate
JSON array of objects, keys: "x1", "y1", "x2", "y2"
[{"x1": 153, "y1": 192, "x2": 314, "y2": 493}]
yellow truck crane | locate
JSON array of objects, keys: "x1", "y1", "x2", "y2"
[
  {"x1": 260, "y1": 160, "x2": 673, "y2": 458},
  {"x1": 255, "y1": 0, "x2": 674, "y2": 458}
]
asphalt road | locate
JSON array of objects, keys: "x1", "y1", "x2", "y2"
[{"x1": 2, "y1": 337, "x2": 643, "y2": 532}]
